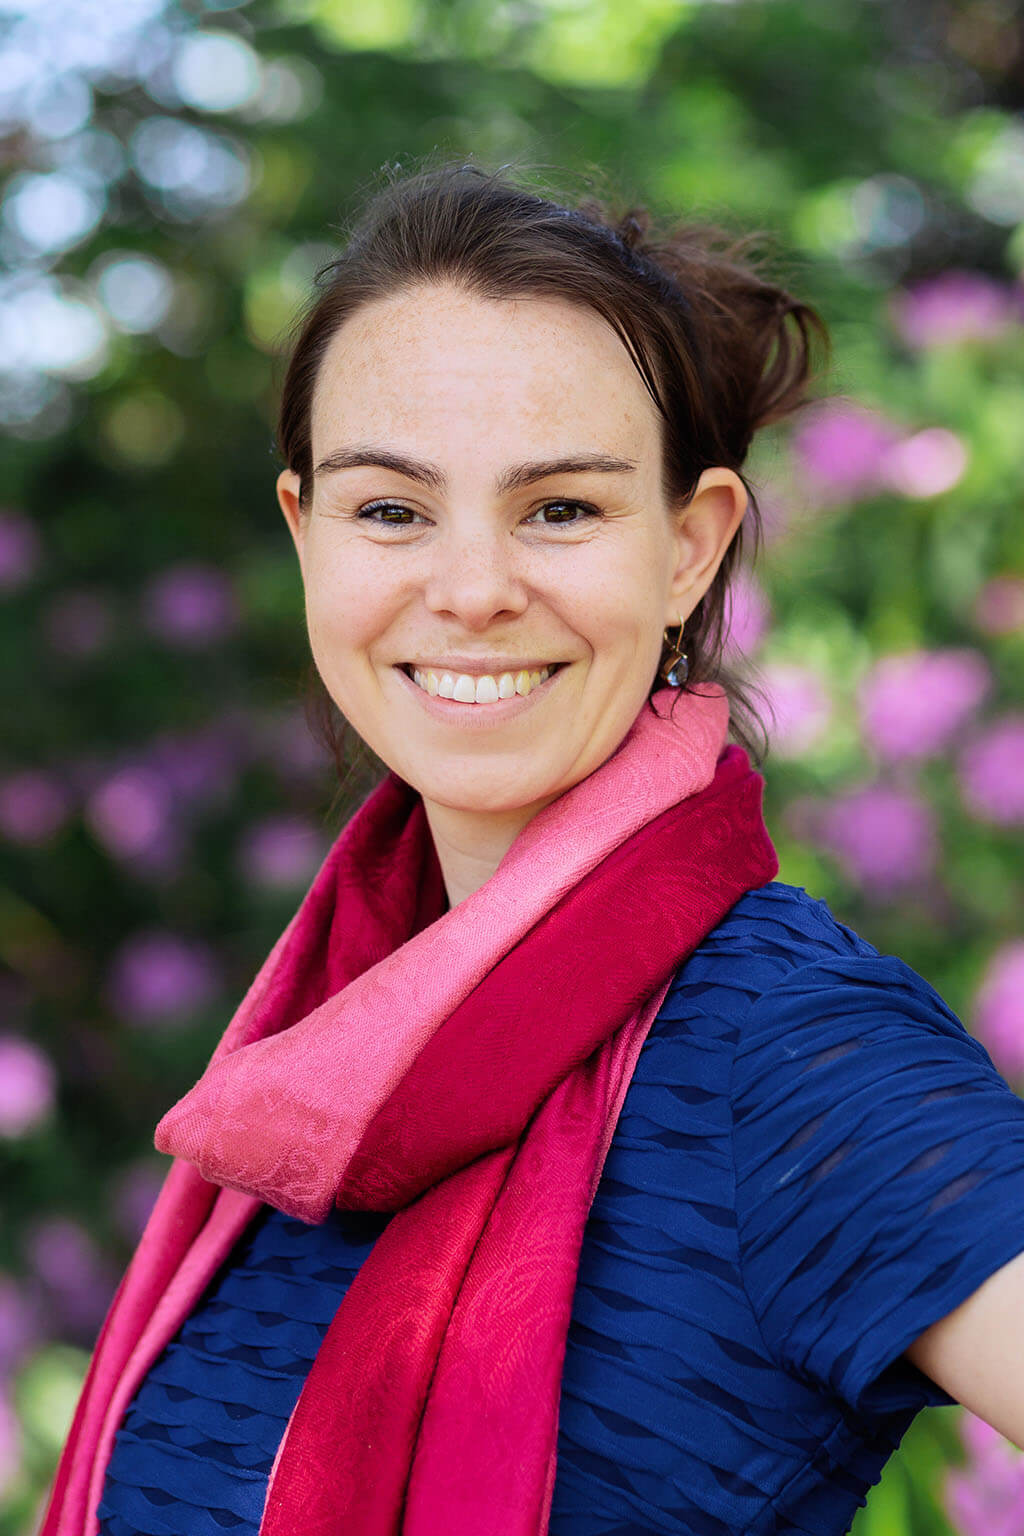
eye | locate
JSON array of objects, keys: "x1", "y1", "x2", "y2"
[
  {"x1": 524, "y1": 500, "x2": 602, "y2": 526},
  {"x1": 355, "y1": 499, "x2": 603, "y2": 529}
]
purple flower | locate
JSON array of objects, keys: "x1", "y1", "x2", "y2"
[
  {"x1": 973, "y1": 576, "x2": 1024, "y2": 636},
  {"x1": 760, "y1": 662, "x2": 833, "y2": 756},
  {"x1": 796, "y1": 782, "x2": 938, "y2": 896},
  {"x1": 0, "y1": 1035, "x2": 56, "y2": 1138},
  {"x1": 140, "y1": 561, "x2": 240, "y2": 647},
  {"x1": 972, "y1": 941, "x2": 1024, "y2": 1079},
  {"x1": 722, "y1": 566, "x2": 771, "y2": 656},
  {"x1": 104, "y1": 929, "x2": 220, "y2": 1029},
  {"x1": 0, "y1": 768, "x2": 74, "y2": 845},
  {"x1": 791, "y1": 402, "x2": 903, "y2": 503},
  {"x1": 957, "y1": 714, "x2": 1024, "y2": 824},
  {"x1": 0, "y1": 1384, "x2": 20, "y2": 1497},
  {"x1": 111, "y1": 1161, "x2": 166, "y2": 1242},
  {"x1": 145, "y1": 724, "x2": 243, "y2": 812},
  {"x1": 237, "y1": 815, "x2": 328, "y2": 890},
  {"x1": 59, "y1": 1019, "x2": 118, "y2": 1086},
  {"x1": 24, "y1": 1216, "x2": 118, "y2": 1337},
  {"x1": 83, "y1": 765, "x2": 178, "y2": 865},
  {"x1": 890, "y1": 270, "x2": 1023, "y2": 349},
  {"x1": 0, "y1": 509, "x2": 42, "y2": 592},
  {"x1": 44, "y1": 586, "x2": 115, "y2": 658},
  {"x1": 253, "y1": 703, "x2": 330, "y2": 782},
  {"x1": 0, "y1": 1272, "x2": 44, "y2": 1376},
  {"x1": 858, "y1": 648, "x2": 993, "y2": 762},
  {"x1": 755, "y1": 490, "x2": 793, "y2": 547}
]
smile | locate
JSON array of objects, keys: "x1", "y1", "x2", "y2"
[{"x1": 392, "y1": 662, "x2": 568, "y2": 726}]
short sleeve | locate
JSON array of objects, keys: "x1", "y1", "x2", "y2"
[{"x1": 731, "y1": 952, "x2": 1024, "y2": 1420}]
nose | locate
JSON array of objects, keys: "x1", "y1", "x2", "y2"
[{"x1": 420, "y1": 519, "x2": 531, "y2": 627}]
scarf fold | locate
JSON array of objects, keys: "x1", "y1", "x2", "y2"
[{"x1": 41, "y1": 682, "x2": 779, "y2": 1536}]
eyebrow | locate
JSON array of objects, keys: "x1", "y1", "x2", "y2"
[{"x1": 312, "y1": 445, "x2": 638, "y2": 496}]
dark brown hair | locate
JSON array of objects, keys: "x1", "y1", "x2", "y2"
[{"x1": 275, "y1": 155, "x2": 830, "y2": 817}]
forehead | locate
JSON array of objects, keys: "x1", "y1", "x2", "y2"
[{"x1": 309, "y1": 282, "x2": 661, "y2": 455}]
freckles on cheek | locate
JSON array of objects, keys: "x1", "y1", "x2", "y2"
[{"x1": 306, "y1": 578, "x2": 385, "y2": 665}]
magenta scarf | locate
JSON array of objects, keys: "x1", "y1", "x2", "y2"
[{"x1": 42, "y1": 683, "x2": 778, "y2": 1535}]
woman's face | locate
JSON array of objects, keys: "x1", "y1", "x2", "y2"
[{"x1": 276, "y1": 281, "x2": 746, "y2": 893}]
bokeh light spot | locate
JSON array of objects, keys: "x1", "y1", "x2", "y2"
[{"x1": 171, "y1": 30, "x2": 262, "y2": 113}]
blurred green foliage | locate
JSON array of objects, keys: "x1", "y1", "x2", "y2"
[{"x1": 2, "y1": 0, "x2": 1023, "y2": 1529}]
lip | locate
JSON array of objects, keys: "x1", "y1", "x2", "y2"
[
  {"x1": 392, "y1": 662, "x2": 567, "y2": 727},
  {"x1": 403, "y1": 657, "x2": 563, "y2": 676}
]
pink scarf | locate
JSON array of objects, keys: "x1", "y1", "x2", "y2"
[{"x1": 42, "y1": 682, "x2": 778, "y2": 1535}]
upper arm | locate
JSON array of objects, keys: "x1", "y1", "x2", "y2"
[{"x1": 903, "y1": 1246, "x2": 1024, "y2": 1449}]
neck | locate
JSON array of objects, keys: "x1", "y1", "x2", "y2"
[{"x1": 422, "y1": 791, "x2": 565, "y2": 909}]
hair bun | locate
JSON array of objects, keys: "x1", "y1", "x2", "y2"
[{"x1": 618, "y1": 209, "x2": 649, "y2": 250}]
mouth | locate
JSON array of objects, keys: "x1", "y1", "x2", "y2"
[
  {"x1": 397, "y1": 662, "x2": 568, "y2": 685},
  {"x1": 391, "y1": 660, "x2": 569, "y2": 719}
]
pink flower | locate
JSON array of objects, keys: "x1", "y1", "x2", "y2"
[
  {"x1": 946, "y1": 1460, "x2": 1024, "y2": 1536},
  {"x1": 791, "y1": 402, "x2": 902, "y2": 503},
  {"x1": 0, "y1": 1035, "x2": 56, "y2": 1138},
  {"x1": 973, "y1": 576, "x2": 1024, "y2": 636},
  {"x1": 945, "y1": 1411, "x2": 1024, "y2": 1536},
  {"x1": 891, "y1": 270, "x2": 1023, "y2": 349},
  {"x1": 760, "y1": 662, "x2": 833, "y2": 756},
  {"x1": 961, "y1": 1409, "x2": 1009, "y2": 1465},
  {"x1": 880, "y1": 427, "x2": 968, "y2": 498},
  {"x1": 722, "y1": 566, "x2": 771, "y2": 656},
  {"x1": 858, "y1": 648, "x2": 993, "y2": 762},
  {"x1": 957, "y1": 714, "x2": 1024, "y2": 825},
  {"x1": 792, "y1": 782, "x2": 938, "y2": 897},
  {"x1": 755, "y1": 489, "x2": 793, "y2": 547},
  {"x1": 0, "y1": 1384, "x2": 20, "y2": 1498},
  {"x1": 972, "y1": 941, "x2": 1024, "y2": 1079}
]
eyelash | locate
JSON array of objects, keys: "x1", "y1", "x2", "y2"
[{"x1": 355, "y1": 499, "x2": 603, "y2": 530}]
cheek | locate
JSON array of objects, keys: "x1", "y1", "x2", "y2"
[
  {"x1": 579, "y1": 575, "x2": 654, "y2": 639},
  {"x1": 302, "y1": 554, "x2": 396, "y2": 665}
]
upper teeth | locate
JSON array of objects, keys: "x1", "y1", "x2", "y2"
[{"x1": 411, "y1": 665, "x2": 555, "y2": 703}]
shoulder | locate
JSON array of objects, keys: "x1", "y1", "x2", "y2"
[
  {"x1": 660, "y1": 878, "x2": 991, "y2": 1078},
  {"x1": 663, "y1": 878, "x2": 890, "y2": 1027},
  {"x1": 713, "y1": 888, "x2": 1012, "y2": 1168}
]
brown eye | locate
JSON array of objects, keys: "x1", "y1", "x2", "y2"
[
  {"x1": 355, "y1": 500, "x2": 602, "y2": 530},
  {"x1": 527, "y1": 501, "x2": 601, "y2": 526},
  {"x1": 356, "y1": 503, "x2": 423, "y2": 526}
]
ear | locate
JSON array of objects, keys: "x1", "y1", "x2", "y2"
[
  {"x1": 666, "y1": 468, "x2": 749, "y2": 627},
  {"x1": 276, "y1": 469, "x2": 306, "y2": 565}
]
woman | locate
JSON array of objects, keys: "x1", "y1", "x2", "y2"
[{"x1": 42, "y1": 159, "x2": 1024, "y2": 1536}]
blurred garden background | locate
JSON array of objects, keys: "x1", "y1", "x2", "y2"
[{"x1": 2, "y1": 0, "x2": 1024, "y2": 1529}]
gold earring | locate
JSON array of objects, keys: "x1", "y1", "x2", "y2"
[{"x1": 660, "y1": 612, "x2": 689, "y2": 687}]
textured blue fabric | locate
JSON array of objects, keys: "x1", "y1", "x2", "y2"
[{"x1": 96, "y1": 881, "x2": 1024, "y2": 1536}]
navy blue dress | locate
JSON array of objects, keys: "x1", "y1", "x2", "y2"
[{"x1": 96, "y1": 881, "x2": 1024, "y2": 1535}]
